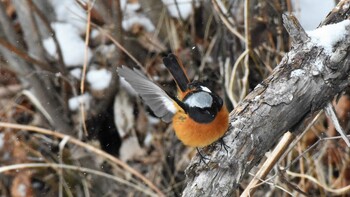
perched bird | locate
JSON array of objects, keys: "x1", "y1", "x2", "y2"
[{"x1": 117, "y1": 54, "x2": 229, "y2": 147}]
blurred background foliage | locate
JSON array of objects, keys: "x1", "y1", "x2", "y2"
[{"x1": 0, "y1": 0, "x2": 349, "y2": 196}]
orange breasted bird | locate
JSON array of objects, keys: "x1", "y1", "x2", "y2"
[{"x1": 117, "y1": 54, "x2": 229, "y2": 147}]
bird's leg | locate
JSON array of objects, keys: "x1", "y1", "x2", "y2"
[
  {"x1": 196, "y1": 147, "x2": 210, "y2": 165},
  {"x1": 218, "y1": 137, "x2": 230, "y2": 155}
]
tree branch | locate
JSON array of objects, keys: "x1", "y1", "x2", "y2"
[{"x1": 182, "y1": 1, "x2": 350, "y2": 196}]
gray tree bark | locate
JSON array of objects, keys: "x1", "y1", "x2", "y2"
[{"x1": 182, "y1": 1, "x2": 350, "y2": 196}]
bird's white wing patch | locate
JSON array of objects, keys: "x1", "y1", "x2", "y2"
[
  {"x1": 200, "y1": 86, "x2": 211, "y2": 93},
  {"x1": 117, "y1": 66, "x2": 176, "y2": 123}
]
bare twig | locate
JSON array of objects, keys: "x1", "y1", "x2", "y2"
[
  {"x1": 241, "y1": 132, "x2": 295, "y2": 197},
  {"x1": 0, "y1": 122, "x2": 165, "y2": 196},
  {"x1": 93, "y1": 24, "x2": 143, "y2": 67},
  {"x1": 211, "y1": 0, "x2": 245, "y2": 42},
  {"x1": 79, "y1": 1, "x2": 92, "y2": 137},
  {"x1": 324, "y1": 102, "x2": 350, "y2": 147},
  {"x1": 0, "y1": 38, "x2": 55, "y2": 73},
  {"x1": 26, "y1": 0, "x2": 67, "y2": 74},
  {"x1": 0, "y1": 163, "x2": 157, "y2": 197},
  {"x1": 286, "y1": 170, "x2": 350, "y2": 195}
]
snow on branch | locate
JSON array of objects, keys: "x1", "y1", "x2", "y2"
[{"x1": 182, "y1": 2, "x2": 350, "y2": 196}]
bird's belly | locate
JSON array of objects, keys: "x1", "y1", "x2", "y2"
[{"x1": 172, "y1": 107, "x2": 229, "y2": 147}]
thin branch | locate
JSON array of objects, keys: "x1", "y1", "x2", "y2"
[
  {"x1": 286, "y1": 170, "x2": 350, "y2": 195},
  {"x1": 0, "y1": 163, "x2": 157, "y2": 197},
  {"x1": 92, "y1": 24, "x2": 143, "y2": 68},
  {"x1": 241, "y1": 132, "x2": 295, "y2": 197},
  {"x1": 0, "y1": 122, "x2": 165, "y2": 196},
  {"x1": 324, "y1": 102, "x2": 350, "y2": 147},
  {"x1": 211, "y1": 0, "x2": 245, "y2": 42},
  {"x1": 26, "y1": 0, "x2": 67, "y2": 74},
  {"x1": 0, "y1": 38, "x2": 56, "y2": 73}
]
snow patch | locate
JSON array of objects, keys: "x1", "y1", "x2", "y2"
[
  {"x1": 87, "y1": 69, "x2": 112, "y2": 90},
  {"x1": 290, "y1": 69, "x2": 306, "y2": 78},
  {"x1": 310, "y1": 59, "x2": 325, "y2": 76},
  {"x1": 90, "y1": 29, "x2": 100, "y2": 39},
  {"x1": 122, "y1": 13, "x2": 155, "y2": 32},
  {"x1": 68, "y1": 93, "x2": 91, "y2": 111},
  {"x1": 121, "y1": 1, "x2": 155, "y2": 32},
  {"x1": 162, "y1": 0, "x2": 197, "y2": 20},
  {"x1": 43, "y1": 22, "x2": 92, "y2": 66},
  {"x1": 120, "y1": 0, "x2": 140, "y2": 12},
  {"x1": 50, "y1": 0, "x2": 87, "y2": 33},
  {"x1": 314, "y1": 59, "x2": 324, "y2": 72},
  {"x1": 253, "y1": 95, "x2": 261, "y2": 102},
  {"x1": 124, "y1": 2, "x2": 141, "y2": 12},
  {"x1": 70, "y1": 68, "x2": 82, "y2": 79},
  {"x1": 17, "y1": 183, "x2": 27, "y2": 197},
  {"x1": 307, "y1": 20, "x2": 350, "y2": 54},
  {"x1": 143, "y1": 131, "x2": 153, "y2": 147}
]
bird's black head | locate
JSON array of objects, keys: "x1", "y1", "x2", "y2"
[{"x1": 182, "y1": 82, "x2": 223, "y2": 123}]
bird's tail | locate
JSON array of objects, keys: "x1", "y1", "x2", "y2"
[{"x1": 163, "y1": 54, "x2": 189, "y2": 93}]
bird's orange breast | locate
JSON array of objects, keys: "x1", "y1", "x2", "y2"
[{"x1": 172, "y1": 103, "x2": 229, "y2": 147}]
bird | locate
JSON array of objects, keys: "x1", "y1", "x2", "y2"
[{"x1": 117, "y1": 53, "x2": 229, "y2": 148}]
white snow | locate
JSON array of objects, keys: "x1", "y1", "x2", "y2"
[
  {"x1": 87, "y1": 69, "x2": 112, "y2": 90},
  {"x1": 90, "y1": 29, "x2": 100, "y2": 39},
  {"x1": 314, "y1": 59, "x2": 324, "y2": 72},
  {"x1": 307, "y1": 20, "x2": 350, "y2": 54},
  {"x1": 68, "y1": 93, "x2": 91, "y2": 111},
  {"x1": 120, "y1": 0, "x2": 140, "y2": 12},
  {"x1": 99, "y1": 45, "x2": 116, "y2": 56},
  {"x1": 253, "y1": 95, "x2": 261, "y2": 102},
  {"x1": 124, "y1": 2, "x2": 141, "y2": 12},
  {"x1": 120, "y1": 0, "x2": 127, "y2": 9},
  {"x1": 148, "y1": 116, "x2": 161, "y2": 125},
  {"x1": 292, "y1": 0, "x2": 335, "y2": 30},
  {"x1": 143, "y1": 131, "x2": 153, "y2": 147},
  {"x1": 162, "y1": 0, "x2": 196, "y2": 20},
  {"x1": 70, "y1": 68, "x2": 82, "y2": 79},
  {"x1": 290, "y1": 69, "x2": 306, "y2": 78},
  {"x1": 121, "y1": 1, "x2": 155, "y2": 32},
  {"x1": 17, "y1": 184, "x2": 27, "y2": 197},
  {"x1": 50, "y1": 0, "x2": 87, "y2": 33},
  {"x1": 122, "y1": 13, "x2": 155, "y2": 32},
  {"x1": 43, "y1": 22, "x2": 92, "y2": 66},
  {"x1": 0, "y1": 133, "x2": 4, "y2": 149}
]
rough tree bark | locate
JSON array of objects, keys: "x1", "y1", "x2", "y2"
[{"x1": 182, "y1": 1, "x2": 350, "y2": 196}]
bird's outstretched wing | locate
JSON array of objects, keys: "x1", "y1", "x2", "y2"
[{"x1": 117, "y1": 66, "x2": 176, "y2": 123}]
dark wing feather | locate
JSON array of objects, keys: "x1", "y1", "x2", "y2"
[
  {"x1": 117, "y1": 66, "x2": 176, "y2": 123},
  {"x1": 163, "y1": 54, "x2": 189, "y2": 92}
]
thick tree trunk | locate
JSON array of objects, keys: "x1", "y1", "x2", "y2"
[{"x1": 182, "y1": 1, "x2": 350, "y2": 196}]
